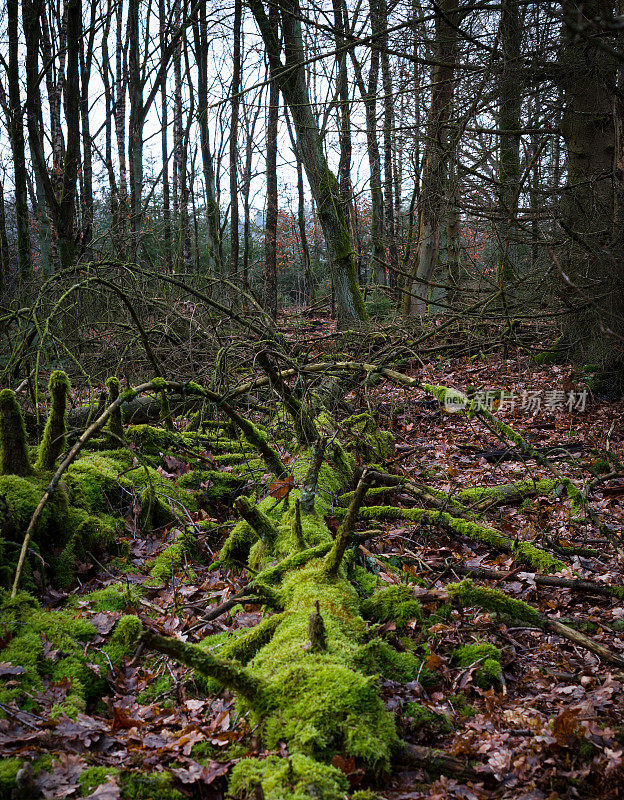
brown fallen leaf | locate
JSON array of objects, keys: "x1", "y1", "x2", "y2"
[
  {"x1": 171, "y1": 760, "x2": 231, "y2": 784},
  {"x1": 268, "y1": 473, "x2": 294, "y2": 499},
  {"x1": 84, "y1": 777, "x2": 121, "y2": 799}
]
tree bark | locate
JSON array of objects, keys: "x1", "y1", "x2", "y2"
[
  {"x1": 350, "y1": 0, "x2": 385, "y2": 285},
  {"x1": 127, "y1": 0, "x2": 143, "y2": 262},
  {"x1": 229, "y1": 0, "x2": 242, "y2": 282},
  {"x1": 379, "y1": 0, "x2": 399, "y2": 282},
  {"x1": 7, "y1": 0, "x2": 33, "y2": 283},
  {"x1": 193, "y1": 2, "x2": 221, "y2": 275},
  {"x1": 559, "y1": 0, "x2": 624, "y2": 380},
  {"x1": 115, "y1": 0, "x2": 128, "y2": 246},
  {"x1": 496, "y1": 0, "x2": 522, "y2": 288},
  {"x1": 159, "y1": 0, "x2": 173, "y2": 273},
  {"x1": 79, "y1": 0, "x2": 98, "y2": 262},
  {"x1": 265, "y1": 41, "x2": 279, "y2": 320}
]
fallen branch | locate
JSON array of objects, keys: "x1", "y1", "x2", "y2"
[
  {"x1": 447, "y1": 579, "x2": 624, "y2": 669},
  {"x1": 417, "y1": 560, "x2": 624, "y2": 600}
]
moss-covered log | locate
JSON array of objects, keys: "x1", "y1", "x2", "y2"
[{"x1": 143, "y1": 419, "x2": 480, "y2": 797}]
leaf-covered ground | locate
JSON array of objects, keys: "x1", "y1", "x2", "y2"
[{"x1": 1, "y1": 320, "x2": 623, "y2": 800}]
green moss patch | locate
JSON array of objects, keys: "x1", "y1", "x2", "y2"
[
  {"x1": 361, "y1": 585, "x2": 422, "y2": 631},
  {"x1": 229, "y1": 754, "x2": 348, "y2": 800},
  {"x1": 452, "y1": 642, "x2": 503, "y2": 688}
]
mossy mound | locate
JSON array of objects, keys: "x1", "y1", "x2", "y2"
[
  {"x1": 229, "y1": 753, "x2": 348, "y2": 800},
  {"x1": 0, "y1": 591, "x2": 141, "y2": 718},
  {"x1": 342, "y1": 412, "x2": 395, "y2": 462},
  {"x1": 146, "y1": 529, "x2": 199, "y2": 586},
  {"x1": 452, "y1": 642, "x2": 503, "y2": 689},
  {"x1": 361, "y1": 585, "x2": 422, "y2": 631},
  {"x1": 69, "y1": 582, "x2": 143, "y2": 612},
  {"x1": 405, "y1": 702, "x2": 453, "y2": 735}
]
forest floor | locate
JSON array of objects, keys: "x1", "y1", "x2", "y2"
[{"x1": 1, "y1": 316, "x2": 624, "y2": 800}]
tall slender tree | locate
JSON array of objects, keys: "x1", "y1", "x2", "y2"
[{"x1": 7, "y1": 0, "x2": 32, "y2": 282}]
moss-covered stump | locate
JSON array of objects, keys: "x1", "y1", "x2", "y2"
[{"x1": 0, "y1": 387, "x2": 201, "y2": 590}]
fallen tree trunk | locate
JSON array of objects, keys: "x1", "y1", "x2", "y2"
[{"x1": 142, "y1": 411, "x2": 488, "y2": 796}]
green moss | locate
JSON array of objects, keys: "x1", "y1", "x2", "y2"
[
  {"x1": 534, "y1": 336, "x2": 566, "y2": 365},
  {"x1": 106, "y1": 376, "x2": 124, "y2": 442},
  {"x1": 358, "y1": 506, "x2": 564, "y2": 572},
  {"x1": 448, "y1": 692, "x2": 477, "y2": 720},
  {"x1": 0, "y1": 474, "x2": 58, "y2": 541},
  {"x1": 147, "y1": 529, "x2": 198, "y2": 585},
  {"x1": 342, "y1": 412, "x2": 394, "y2": 461},
  {"x1": 452, "y1": 642, "x2": 502, "y2": 688},
  {"x1": 72, "y1": 582, "x2": 143, "y2": 612},
  {"x1": 405, "y1": 702, "x2": 453, "y2": 735},
  {"x1": 177, "y1": 470, "x2": 244, "y2": 501},
  {"x1": 63, "y1": 450, "x2": 197, "y2": 528},
  {"x1": 63, "y1": 451, "x2": 134, "y2": 512},
  {"x1": 361, "y1": 585, "x2": 422, "y2": 631},
  {"x1": 354, "y1": 639, "x2": 421, "y2": 682},
  {"x1": 104, "y1": 615, "x2": 143, "y2": 665},
  {"x1": 228, "y1": 753, "x2": 348, "y2": 800},
  {"x1": 80, "y1": 766, "x2": 121, "y2": 795},
  {"x1": 35, "y1": 370, "x2": 71, "y2": 471},
  {"x1": 200, "y1": 614, "x2": 284, "y2": 665},
  {"x1": 137, "y1": 674, "x2": 174, "y2": 706},
  {"x1": 120, "y1": 771, "x2": 184, "y2": 800},
  {"x1": 457, "y1": 479, "x2": 558, "y2": 506},
  {"x1": 513, "y1": 541, "x2": 565, "y2": 574},
  {"x1": 0, "y1": 389, "x2": 32, "y2": 476},
  {"x1": 0, "y1": 758, "x2": 21, "y2": 794},
  {"x1": 0, "y1": 592, "x2": 105, "y2": 715},
  {"x1": 447, "y1": 579, "x2": 543, "y2": 627},
  {"x1": 54, "y1": 509, "x2": 120, "y2": 588},
  {"x1": 352, "y1": 564, "x2": 379, "y2": 596}
]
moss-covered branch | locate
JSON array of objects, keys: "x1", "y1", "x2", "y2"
[
  {"x1": 358, "y1": 505, "x2": 565, "y2": 573},
  {"x1": 141, "y1": 630, "x2": 266, "y2": 706},
  {"x1": 235, "y1": 496, "x2": 279, "y2": 546},
  {"x1": 325, "y1": 470, "x2": 369, "y2": 577},
  {"x1": 447, "y1": 579, "x2": 624, "y2": 668}
]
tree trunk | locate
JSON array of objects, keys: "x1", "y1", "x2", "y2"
[
  {"x1": 159, "y1": 0, "x2": 173, "y2": 273},
  {"x1": 496, "y1": 0, "x2": 522, "y2": 288},
  {"x1": 193, "y1": 3, "x2": 221, "y2": 276},
  {"x1": 101, "y1": 0, "x2": 120, "y2": 251},
  {"x1": 229, "y1": 0, "x2": 242, "y2": 283},
  {"x1": 379, "y1": 0, "x2": 399, "y2": 283},
  {"x1": 265, "y1": 40, "x2": 279, "y2": 321},
  {"x1": 248, "y1": 0, "x2": 367, "y2": 328},
  {"x1": 7, "y1": 0, "x2": 33, "y2": 283},
  {"x1": 350, "y1": 0, "x2": 385, "y2": 286},
  {"x1": 559, "y1": 0, "x2": 624, "y2": 382},
  {"x1": 127, "y1": 0, "x2": 143, "y2": 262},
  {"x1": 115, "y1": 0, "x2": 128, "y2": 245},
  {"x1": 79, "y1": 1, "x2": 98, "y2": 262},
  {"x1": 0, "y1": 180, "x2": 9, "y2": 293},
  {"x1": 402, "y1": 0, "x2": 458, "y2": 316},
  {"x1": 25, "y1": 26, "x2": 53, "y2": 278},
  {"x1": 24, "y1": 0, "x2": 81, "y2": 272}
]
